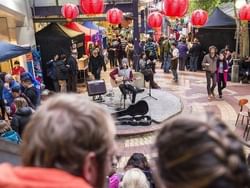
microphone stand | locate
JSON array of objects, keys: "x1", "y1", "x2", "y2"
[
  {"x1": 142, "y1": 60, "x2": 158, "y2": 100},
  {"x1": 122, "y1": 75, "x2": 126, "y2": 109}
]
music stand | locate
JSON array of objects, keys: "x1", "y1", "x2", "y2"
[{"x1": 142, "y1": 82, "x2": 158, "y2": 100}]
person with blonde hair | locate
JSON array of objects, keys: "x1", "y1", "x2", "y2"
[{"x1": 120, "y1": 168, "x2": 149, "y2": 188}]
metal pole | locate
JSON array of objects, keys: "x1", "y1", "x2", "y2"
[
  {"x1": 141, "y1": 10, "x2": 145, "y2": 33},
  {"x1": 133, "y1": 0, "x2": 140, "y2": 71}
]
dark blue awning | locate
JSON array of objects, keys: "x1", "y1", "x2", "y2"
[
  {"x1": 0, "y1": 41, "x2": 31, "y2": 62},
  {"x1": 204, "y1": 7, "x2": 236, "y2": 27}
]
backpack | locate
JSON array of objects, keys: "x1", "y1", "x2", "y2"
[{"x1": 1, "y1": 130, "x2": 21, "y2": 144}]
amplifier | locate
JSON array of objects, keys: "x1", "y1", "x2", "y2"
[{"x1": 87, "y1": 80, "x2": 107, "y2": 96}]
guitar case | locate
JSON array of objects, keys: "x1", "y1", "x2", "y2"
[
  {"x1": 112, "y1": 100, "x2": 149, "y2": 117},
  {"x1": 113, "y1": 100, "x2": 160, "y2": 126}
]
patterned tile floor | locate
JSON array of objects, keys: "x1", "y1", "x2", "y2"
[{"x1": 80, "y1": 63, "x2": 250, "y2": 169}]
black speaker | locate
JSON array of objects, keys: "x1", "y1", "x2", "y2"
[{"x1": 87, "y1": 80, "x2": 107, "y2": 96}]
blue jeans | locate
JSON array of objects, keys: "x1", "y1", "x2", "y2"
[
  {"x1": 190, "y1": 56, "x2": 199, "y2": 71},
  {"x1": 163, "y1": 55, "x2": 171, "y2": 73}
]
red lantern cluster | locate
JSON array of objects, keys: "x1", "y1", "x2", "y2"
[
  {"x1": 107, "y1": 8, "x2": 123, "y2": 25},
  {"x1": 239, "y1": 4, "x2": 250, "y2": 21},
  {"x1": 147, "y1": 12, "x2": 163, "y2": 28},
  {"x1": 191, "y1": 9, "x2": 208, "y2": 27},
  {"x1": 61, "y1": 3, "x2": 79, "y2": 21},
  {"x1": 80, "y1": 0, "x2": 104, "y2": 14},
  {"x1": 163, "y1": 0, "x2": 189, "y2": 18}
]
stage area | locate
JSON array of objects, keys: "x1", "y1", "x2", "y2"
[{"x1": 83, "y1": 88, "x2": 182, "y2": 133}]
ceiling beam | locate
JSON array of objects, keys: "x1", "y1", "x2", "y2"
[{"x1": 32, "y1": 3, "x2": 133, "y2": 17}]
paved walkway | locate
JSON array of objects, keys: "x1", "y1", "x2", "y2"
[{"x1": 79, "y1": 64, "x2": 250, "y2": 169}]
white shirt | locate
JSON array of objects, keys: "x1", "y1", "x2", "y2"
[{"x1": 172, "y1": 48, "x2": 179, "y2": 58}]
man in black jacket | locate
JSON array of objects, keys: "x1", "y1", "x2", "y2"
[
  {"x1": 55, "y1": 55, "x2": 69, "y2": 92},
  {"x1": 66, "y1": 54, "x2": 78, "y2": 92},
  {"x1": 189, "y1": 38, "x2": 201, "y2": 72},
  {"x1": 20, "y1": 77, "x2": 38, "y2": 108}
]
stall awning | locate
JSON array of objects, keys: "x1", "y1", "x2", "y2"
[
  {"x1": 0, "y1": 41, "x2": 31, "y2": 62},
  {"x1": 64, "y1": 22, "x2": 98, "y2": 36},
  {"x1": 83, "y1": 21, "x2": 105, "y2": 31}
]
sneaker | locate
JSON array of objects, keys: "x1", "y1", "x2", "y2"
[
  {"x1": 208, "y1": 96, "x2": 212, "y2": 100},
  {"x1": 211, "y1": 92, "x2": 215, "y2": 98}
]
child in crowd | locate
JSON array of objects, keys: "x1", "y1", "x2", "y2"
[
  {"x1": 216, "y1": 50, "x2": 228, "y2": 99},
  {"x1": 0, "y1": 120, "x2": 21, "y2": 144}
]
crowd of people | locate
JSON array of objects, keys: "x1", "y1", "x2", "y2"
[
  {"x1": 0, "y1": 93, "x2": 249, "y2": 188},
  {"x1": 0, "y1": 59, "x2": 43, "y2": 144},
  {"x1": 46, "y1": 52, "x2": 78, "y2": 93}
]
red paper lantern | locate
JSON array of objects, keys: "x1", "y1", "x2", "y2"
[
  {"x1": 61, "y1": 3, "x2": 79, "y2": 21},
  {"x1": 191, "y1": 9, "x2": 208, "y2": 27},
  {"x1": 147, "y1": 12, "x2": 163, "y2": 28},
  {"x1": 107, "y1": 8, "x2": 123, "y2": 25},
  {"x1": 80, "y1": 0, "x2": 104, "y2": 14},
  {"x1": 163, "y1": 0, "x2": 189, "y2": 18},
  {"x1": 239, "y1": 4, "x2": 250, "y2": 21}
]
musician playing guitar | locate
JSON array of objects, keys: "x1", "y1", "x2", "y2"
[{"x1": 110, "y1": 58, "x2": 143, "y2": 103}]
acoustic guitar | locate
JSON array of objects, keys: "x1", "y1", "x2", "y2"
[{"x1": 110, "y1": 76, "x2": 124, "y2": 88}]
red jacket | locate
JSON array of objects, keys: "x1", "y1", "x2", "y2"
[
  {"x1": 12, "y1": 66, "x2": 25, "y2": 76},
  {"x1": 0, "y1": 163, "x2": 92, "y2": 188}
]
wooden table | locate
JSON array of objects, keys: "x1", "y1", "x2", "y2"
[{"x1": 78, "y1": 56, "x2": 89, "y2": 84}]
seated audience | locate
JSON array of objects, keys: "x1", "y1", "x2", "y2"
[
  {"x1": 120, "y1": 168, "x2": 149, "y2": 188},
  {"x1": 156, "y1": 117, "x2": 250, "y2": 188},
  {"x1": 139, "y1": 53, "x2": 160, "y2": 89},
  {"x1": 0, "y1": 120, "x2": 21, "y2": 144},
  {"x1": 0, "y1": 93, "x2": 116, "y2": 188},
  {"x1": 10, "y1": 97, "x2": 32, "y2": 137}
]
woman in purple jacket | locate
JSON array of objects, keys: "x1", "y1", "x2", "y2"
[{"x1": 216, "y1": 50, "x2": 228, "y2": 99}]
